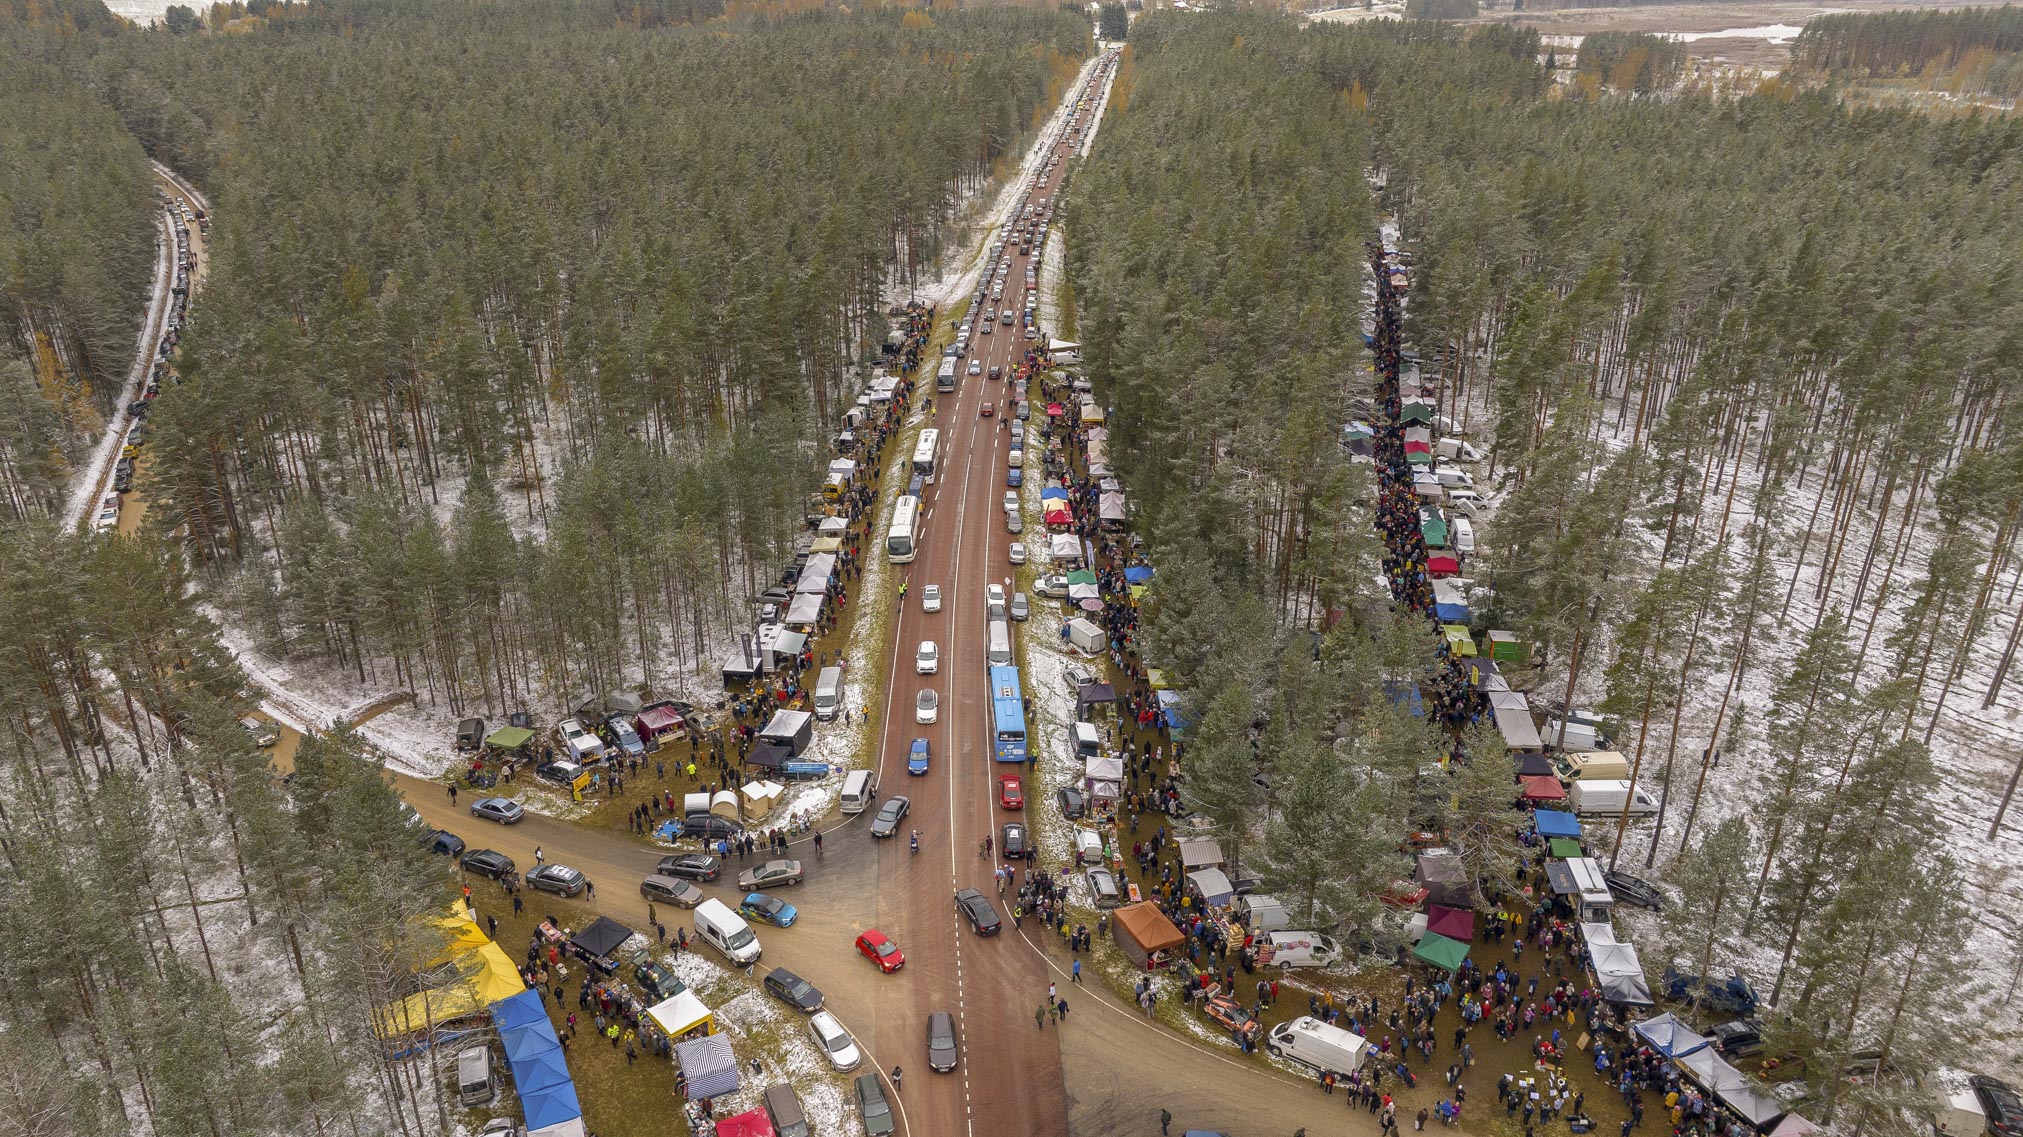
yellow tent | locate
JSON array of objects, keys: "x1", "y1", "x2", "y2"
[{"x1": 374, "y1": 907, "x2": 526, "y2": 1038}]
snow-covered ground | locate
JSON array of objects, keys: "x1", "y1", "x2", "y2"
[{"x1": 658, "y1": 950, "x2": 861, "y2": 1135}]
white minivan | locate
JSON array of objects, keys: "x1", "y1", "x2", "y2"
[
  {"x1": 812, "y1": 665, "x2": 844, "y2": 721},
  {"x1": 1453, "y1": 516, "x2": 1476, "y2": 554},
  {"x1": 1259, "y1": 931, "x2": 1343, "y2": 969},
  {"x1": 1444, "y1": 489, "x2": 1485, "y2": 518},
  {"x1": 840, "y1": 769, "x2": 879, "y2": 814},
  {"x1": 1266, "y1": 1016, "x2": 1367, "y2": 1078},
  {"x1": 693, "y1": 898, "x2": 763, "y2": 965},
  {"x1": 1434, "y1": 465, "x2": 1475, "y2": 490}
]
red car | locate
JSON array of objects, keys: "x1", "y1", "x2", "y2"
[
  {"x1": 1379, "y1": 880, "x2": 1429, "y2": 910},
  {"x1": 981, "y1": 402, "x2": 996, "y2": 417},
  {"x1": 856, "y1": 929, "x2": 905, "y2": 973},
  {"x1": 998, "y1": 774, "x2": 1024, "y2": 810}
]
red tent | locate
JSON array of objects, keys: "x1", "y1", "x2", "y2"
[
  {"x1": 714, "y1": 1111, "x2": 776, "y2": 1137},
  {"x1": 1520, "y1": 775, "x2": 1567, "y2": 801},
  {"x1": 1046, "y1": 403, "x2": 1066, "y2": 417},
  {"x1": 1426, "y1": 904, "x2": 1475, "y2": 942},
  {"x1": 1427, "y1": 553, "x2": 1462, "y2": 577},
  {"x1": 1404, "y1": 440, "x2": 1432, "y2": 455},
  {"x1": 1044, "y1": 508, "x2": 1073, "y2": 526},
  {"x1": 635, "y1": 704, "x2": 685, "y2": 740}
]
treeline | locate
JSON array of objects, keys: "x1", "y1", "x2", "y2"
[
  {"x1": 0, "y1": 56, "x2": 157, "y2": 517},
  {"x1": 14, "y1": 2, "x2": 1088, "y2": 712},
  {"x1": 1575, "y1": 30, "x2": 1686, "y2": 91},
  {"x1": 0, "y1": 521, "x2": 451, "y2": 1134},
  {"x1": 1086, "y1": 8, "x2": 2020, "y2": 1100},
  {"x1": 1406, "y1": 0, "x2": 1477, "y2": 21},
  {"x1": 1791, "y1": 5, "x2": 2023, "y2": 76}
]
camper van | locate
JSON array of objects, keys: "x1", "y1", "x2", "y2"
[
  {"x1": 1565, "y1": 780, "x2": 1658, "y2": 817},
  {"x1": 840, "y1": 769, "x2": 879, "y2": 814},
  {"x1": 1235, "y1": 894, "x2": 1292, "y2": 934},
  {"x1": 1444, "y1": 489, "x2": 1485, "y2": 519},
  {"x1": 1266, "y1": 1016, "x2": 1367, "y2": 1078},
  {"x1": 693, "y1": 898, "x2": 763, "y2": 965},
  {"x1": 986, "y1": 620, "x2": 1013, "y2": 668},
  {"x1": 1561, "y1": 750, "x2": 1631, "y2": 782},
  {"x1": 1258, "y1": 931, "x2": 1343, "y2": 969},
  {"x1": 1453, "y1": 517, "x2": 1476, "y2": 554},
  {"x1": 812, "y1": 666, "x2": 844, "y2": 721}
]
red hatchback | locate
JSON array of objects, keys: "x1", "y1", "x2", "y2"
[
  {"x1": 856, "y1": 929, "x2": 904, "y2": 973},
  {"x1": 998, "y1": 774, "x2": 1024, "y2": 810}
]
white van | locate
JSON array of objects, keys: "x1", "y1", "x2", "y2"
[
  {"x1": 693, "y1": 898, "x2": 763, "y2": 965},
  {"x1": 1434, "y1": 465, "x2": 1475, "y2": 490},
  {"x1": 1444, "y1": 489, "x2": 1485, "y2": 518},
  {"x1": 986, "y1": 620, "x2": 1012, "y2": 668},
  {"x1": 1565, "y1": 780, "x2": 1658, "y2": 817},
  {"x1": 1071, "y1": 721, "x2": 1102, "y2": 760},
  {"x1": 1266, "y1": 1016, "x2": 1367, "y2": 1077},
  {"x1": 812, "y1": 665, "x2": 844, "y2": 721},
  {"x1": 840, "y1": 769, "x2": 879, "y2": 814},
  {"x1": 1259, "y1": 931, "x2": 1343, "y2": 969},
  {"x1": 1453, "y1": 517, "x2": 1476, "y2": 554}
]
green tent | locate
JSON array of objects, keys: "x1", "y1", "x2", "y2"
[
  {"x1": 1407, "y1": 449, "x2": 1434, "y2": 466},
  {"x1": 1548, "y1": 838, "x2": 1584, "y2": 860},
  {"x1": 1422, "y1": 518, "x2": 1449, "y2": 548},
  {"x1": 1414, "y1": 931, "x2": 1470, "y2": 972},
  {"x1": 1401, "y1": 402, "x2": 1434, "y2": 424},
  {"x1": 485, "y1": 726, "x2": 535, "y2": 750},
  {"x1": 1065, "y1": 569, "x2": 1099, "y2": 586}
]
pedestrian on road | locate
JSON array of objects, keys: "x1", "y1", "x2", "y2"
[
  {"x1": 534, "y1": 846, "x2": 544, "y2": 864},
  {"x1": 891, "y1": 1066, "x2": 902, "y2": 1093},
  {"x1": 448, "y1": 783, "x2": 458, "y2": 804},
  {"x1": 1048, "y1": 981, "x2": 1057, "y2": 1002},
  {"x1": 1036, "y1": 1004, "x2": 1047, "y2": 1029},
  {"x1": 1160, "y1": 1109, "x2": 1172, "y2": 1135},
  {"x1": 1071, "y1": 959, "x2": 1081, "y2": 983}
]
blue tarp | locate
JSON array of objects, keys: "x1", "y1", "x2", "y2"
[
  {"x1": 514, "y1": 1047, "x2": 574, "y2": 1094},
  {"x1": 523, "y1": 1081, "x2": 585, "y2": 1130},
  {"x1": 1533, "y1": 809, "x2": 1581, "y2": 840},
  {"x1": 1434, "y1": 602, "x2": 1469, "y2": 622},
  {"x1": 1123, "y1": 566, "x2": 1154, "y2": 583},
  {"x1": 493, "y1": 988, "x2": 550, "y2": 1030},
  {"x1": 1155, "y1": 689, "x2": 1189, "y2": 733},
  {"x1": 1040, "y1": 487, "x2": 1069, "y2": 501},
  {"x1": 1385, "y1": 681, "x2": 1425, "y2": 718}
]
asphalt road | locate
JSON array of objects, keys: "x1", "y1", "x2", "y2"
[{"x1": 378, "y1": 47, "x2": 1389, "y2": 1137}]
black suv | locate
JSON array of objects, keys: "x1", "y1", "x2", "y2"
[
  {"x1": 680, "y1": 815, "x2": 744, "y2": 841},
  {"x1": 634, "y1": 962, "x2": 682, "y2": 1002},
  {"x1": 1973, "y1": 1076, "x2": 2022, "y2": 1137},
  {"x1": 460, "y1": 849, "x2": 515, "y2": 879}
]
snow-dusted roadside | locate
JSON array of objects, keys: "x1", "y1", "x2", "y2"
[{"x1": 62, "y1": 184, "x2": 175, "y2": 532}]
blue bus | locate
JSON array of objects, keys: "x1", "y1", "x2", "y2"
[{"x1": 988, "y1": 665, "x2": 1027, "y2": 763}]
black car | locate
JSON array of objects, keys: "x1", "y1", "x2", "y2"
[
  {"x1": 926, "y1": 1010, "x2": 959, "y2": 1073},
  {"x1": 868, "y1": 796, "x2": 910, "y2": 839},
  {"x1": 1605, "y1": 870, "x2": 1665, "y2": 912},
  {"x1": 460, "y1": 849, "x2": 515, "y2": 879},
  {"x1": 656, "y1": 853, "x2": 722, "y2": 881},
  {"x1": 1973, "y1": 1076, "x2": 2023, "y2": 1137},
  {"x1": 1000, "y1": 822, "x2": 1030, "y2": 860},
  {"x1": 426, "y1": 829, "x2": 465, "y2": 857},
  {"x1": 954, "y1": 888, "x2": 1002, "y2": 936},
  {"x1": 1056, "y1": 786, "x2": 1086, "y2": 820},
  {"x1": 762, "y1": 967, "x2": 825, "y2": 1013},
  {"x1": 1709, "y1": 1020, "x2": 1764, "y2": 1058},
  {"x1": 680, "y1": 815, "x2": 744, "y2": 841},
  {"x1": 856, "y1": 1072, "x2": 897, "y2": 1137},
  {"x1": 535, "y1": 761, "x2": 583, "y2": 786},
  {"x1": 635, "y1": 962, "x2": 682, "y2": 1002}
]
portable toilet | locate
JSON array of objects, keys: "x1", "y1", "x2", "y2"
[{"x1": 1488, "y1": 630, "x2": 1530, "y2": 666}]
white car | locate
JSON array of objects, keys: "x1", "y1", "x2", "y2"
[
  {"x1": 1009, "y1": 542, "x2": 1026, "y2": 566},
  {"x1": 916, "y1": 689, "x2": 939, "y2": 724},
  {"x1": 1074, "y1": 828, "x2": 1105, "y2": 865},
  {"x1": 1008, "y1": 447, "x2": 1024, "y2": 467},
  {"x1": 986, "y1": 584, "x2": 1006, "y2": 617},
  {"x1": 808, "y1": 1011, "x2": 862, "y2": 1071},
  {"x1": 922, "y1": 584, "x2": 942, "y2": 613},
  {"x1": 967, "y1": 359, "x2": 982, "y2": 376},
  {"x1": 556, "y1": 718, "x2": 605, "y2": 762},
  {"x1": 1002, "y1": 492, "x2": 1019, "y2": 514},
  {"x1": 916, "y1": 641, "x2": 939, "y2": 674}
]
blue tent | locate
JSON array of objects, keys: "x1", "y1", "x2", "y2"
[
  {"x1": 501, "y1": 1021, "x2": 559, "y2": 1063},
  {"x1": 1385, "y1": 681, "x2": 1425, "y2": 718},
  {"x1": 1122, "y1": 566, "x2": 1154, "y2": 583},
  {"x1": 522, "y1": 1081, "x2": 584, "y2": 1131},
  {"x1": 1634, "y1": 1012, "x2": 1710, "y2": 1058},
  {"x1": 1533, "y1": 809, "x2": 1581, "y2": 840},
  {"x1": 1040, "y1": 486, "x2": 1069, "y2": 501},
  {"x1": 492, "y1": 988, "x2": 550, "y2": 1031},
  {"x1": 1155, "y1": 689, "x2": 1189, "y2": 735},
  {"x1": 514, "y1": 1047, "x2": 573, "y2": 1094},
  {"x1": 1434, "y1": 601, "x2": 1469, "y2": 622}
]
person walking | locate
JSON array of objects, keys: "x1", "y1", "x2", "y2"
[
  {"x1": 448, "y1": 783, "x2": 458, "y2": 804},
  {"x1": 534, "y1": 845, "x2": 544, "y2": 865},
  {"x1": 1036, "y1": 1004, "x2": 1048, "y2": 1029},
  {"x1": 891, "y1": 1066, "x2": 902, "y2": 1093},
  {"x1": 1071, "y1": 959, "x2": 1081, "y2": 984},
  {"x1": 1160, "y1": 1109, "x2": 1172, "y2": 1135}
]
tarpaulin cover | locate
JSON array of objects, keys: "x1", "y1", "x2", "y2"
[
  {"x1": 1413, "y1": 932, "x2": 1469, "y2": 971},
  {"x1": 606, "y1": 691, "x2": 644, "y2": 716},
  {"x1": 1435, "y1": 602, "x2": 1470, "y2": 623},
  {"x1": 1548, "y1": 837, "x2": 1585, "y2": 859},
  {"x1": 1591, "y1": 942, "x2": 1653, "y2": 1006},
  {"x1": 491, "y1": 989, "x2": 583, "y2": 1132},
  {"x1": 1113, "y1": 902, "x2": 1185, "y2": 952},
  {"x1": 784, "y1": 592, "x2": 824, "y2": 626},
  {"x1": 485, "y1": 726, "x2": 535, "y2": 750},
  {"x1": 1069, "y1": 583, "x2": 1100, "y2": 602},
  {"x1": 1041, "y1": 486, "x2": 1069, "y2": 501},
  {"x1": 514, "y1": 1047, "x2": 574, "y2": 1094},
  {"x1": 523, "y1": 1082, "x2": 585, "y2": 1131},
  {"x1": 1085, "y1": 755, "x2": 1124, "y2": 783},
  {"x1": 1065, "y1": 569, "x2": 1098, "y2": 585},
  {"x1": 745, "y1": 741, "x2": 791, "y2": 769},
  {"x1": 530, "y1": 1120, "x2": 587, "y2": 1137},
  {"x1": 1426, "y1": 905, "x2": 1474, "y2": 941},
  {"x1": 1187, "y1": 868, "x2": 1235, "y2": 906},
  {"x1": 1155, "y1": 689, "x2": 1189, "y2": 732},
  {"x1": 493, "y1": 987, "x2": 552, "y2": 1031},
  {"x1": 1045, "y1": 508, "x2": 1074, "y2": 526},
  {"x1": 1490, "y1": 689, "x2": 1530, "y2": 712},
  {"x1": 1626, "y1": 1011, "x2": 1707, "y2": 1060},
  {"x1": 1678, "y1": 1049, "x2": 1785, "y2": 1127},
  {"x1": 1769, "y1": 1116, "x2": 1818, "y2": 1137},
  {"x1": 1521, "y1": 775, "x2": 1567, "y2": 801},
  {"x1": 771, "y1": 630, "x2": 808, "y2": 659},
  {"x1": 636, "y1": 705, "x2": 684, "y2": 736},
  {"x1": 1123, "y1": 565, "x2": 1154, "y2": 583},
  {"x1": 571, "y1": 916, "x2": 636, "y2": 960},
  {"x1": 1046, "y1": 403, "x2": 1066, "y2": 416},
  {"x1": 374, "y1": 909, "x2": 527, "y2": 1036},
  {"x1": 676, "y1": 1033, "x2": 740, "y2": 1100},
  {"x1": 1533, "y1": 810, "x2": 1581, "y2": 839},
  {"x1": 1442, "y1": 625, "x2": 1476, "y2": 656},
  {"x1": 1546, "y1": 862, "x2": 1579, "y2": 895},
  {"x1": 1086, "y1": 426, "x2": 1109, "y2": 442},
  {"x1": 1428, "y1": 553, "x2": 1462, "y2": 576},
  {"x1": 503, "y1": 1021, "x2": 560, "y2": 1063},
  {"x1": 1515, "y1": 753, "x2": 1556, "y2": 776}
]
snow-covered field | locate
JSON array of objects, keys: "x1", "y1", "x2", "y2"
[{"x1": 658, "y1": 950, "x2": 861, "y2": 1135}]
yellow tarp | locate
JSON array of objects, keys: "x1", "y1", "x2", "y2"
[{"x1": 374, "y1": 907, "x2": 526, "y2": 1038}]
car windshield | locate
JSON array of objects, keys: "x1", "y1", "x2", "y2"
[
  {"x1": 874, "y1": 940, "x2": 897, "y2": 957},
  {"x1": 726, "y1": 927, "x2": 755, "y2": 949},
  {"x1": 783, "y1": 978, "x2": 813, "y2": 999}
]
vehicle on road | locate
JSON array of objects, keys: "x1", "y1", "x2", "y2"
[
  {"x1": 908, "y1": 738, "x2": 931, "y2": 776},
  {"x1": 679, "y1": 814, "x2": 745, "y2": 840},
  {"x1": 926, "y1": 1011, "x2": 959, "y2": 1072},
  {"x1": 470, "y1": 797, "x2": 524, "y2": 824},
  {"x1": 737, "y1": 859, "x2": 805, "y2": 891},
  {"x1": 527, "y1": 864, "x2": 589, "y2": 897},
  {"x1": 1010, "y1": 592, "x2": 1029, "y2": 621},
  {"x1": 1007, "y1": 465, "x2": 1022, "y2": 488},
  {"x1": 982, "y1": 401, "x2": 995, "y2": 417},
  {"x1": 856, "y1": 1073, "x2": 897, "y2": 1137},
  {"x1": 427, "y1": 830, "x2": 466, "y2": 857},
  {"x1": 1057, "y1": 785, "x2": 1086, "y2": 819},
  {"x1": 869, "y1": 796, "x2": 910, "y2": 838},
  {"x1": 740, "y1": 892, "x2": 799, "y2": 928},
  {"x1": 808, "y1": 1010, "x2": 862, "y2": 1071},
  {"x1": 1001, "y1": 822, "x2": 1030, "y2": 859},
  {"x1": 968, "y1": 359, "x2": 982, "y2": 376},
  {"x1": 986, "y1": 583, "x2": 1007, "y2": 616},
  {"x1": 695, "y1": 898, "x2": 763, "y2": 965},
  {"x1": 856, "y1": 929, "x2": 904, "y2": 973},
  {"x1": 916, "y1": 640, "x2": 939, "y2": 674},
  {"x1": 1605, "y1": 870, "x2": 1665, "y2": 911},
  {"x1": 1203, "y1": 994, "x2": 1262, "y2": 1041},
  {"x1": 635, "y1": 961, "x2": 682, "y2": 1002},
  {"x1": 922, "y1": 584, "x2": 941, "y2": 612},
  {"x1": 656, "y1": 853, "x2": 721, "y2": 881},
  {"x1": 1002, "y1": 492, "x2": 1019, "y2": 514},
  {"x1": 763, "y1": 967, "x2": 825, "y2": 1012},
  {"x1": 640, "y1": 875, "x2": 704, "y2": 907},
  {"x1": 954, "y1": 888, "x2": 1002, "y2": 936},
  {"x1": 459, "y1": 849, "x2": 515, "y2": 878},
  {"x1": 999, "y1": 774, "x2": 1025, "y2": 810},
  {"x1": 1009, "y1": 542, "x2": 1026, "y2": 565},
  {"x1": 915, "y1": 688, "x2": 938, "y2": 723}
]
